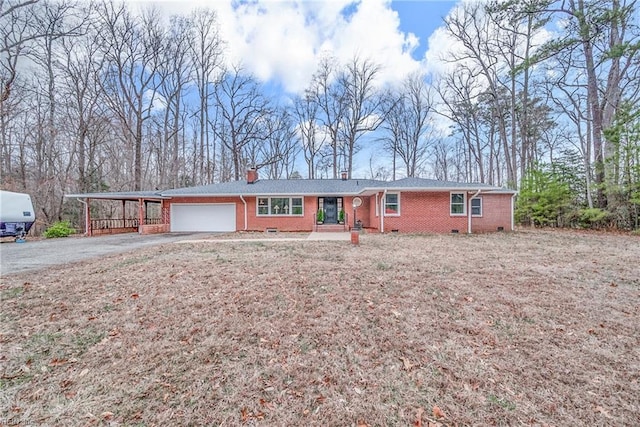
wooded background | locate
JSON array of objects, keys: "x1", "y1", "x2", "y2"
[{"x1": 1, "y1": 0, "x2": 638, "y2": 232}]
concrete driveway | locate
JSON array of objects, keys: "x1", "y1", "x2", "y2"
[{"x1": 0, "y1": 233, "x2": 203, "y2": 276}]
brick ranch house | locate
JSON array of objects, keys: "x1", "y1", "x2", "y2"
[{"x1": 66, "y1": 169, "x2": 517, "y2": 236}]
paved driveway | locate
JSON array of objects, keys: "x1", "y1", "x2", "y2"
[
  {"x1": 0, "y1": 233, "x2": 203, "y2": 276},
  {"x1": 0, "y1": 232, "x2": 352, "y2": 276}
]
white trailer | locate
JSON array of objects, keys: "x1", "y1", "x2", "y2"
[{"x1": 0, "y1": 190, "x2": 36, "y2": 239}]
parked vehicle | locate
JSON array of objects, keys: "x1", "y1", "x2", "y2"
[{"x1": 0, "y1": 190, "x2": 36, "y2": 239}]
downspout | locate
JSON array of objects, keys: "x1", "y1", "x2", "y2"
[
  {"x1": 240, "y1": 195, "x2": 248, "y2": 231},
  {"x1": 511, "y1": 193, "x2": 517, "y2": 231},
  {"x1": 381, "y1": 189, "x2": 387, "y2": 233},
  {"x1": 77, "y1": 198, "x2": 90, "y2": 236},
  {"x1": 468, "y1": 190, "x2": 481, "y2": 234}
]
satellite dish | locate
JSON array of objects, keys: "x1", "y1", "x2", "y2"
[{"x1": 352, "y1": 197, "x2": 362, "y2": 208}]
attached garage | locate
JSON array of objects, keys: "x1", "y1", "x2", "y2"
[{"x1": 170, "y1": 203, "x2": 236, "y2": 232}]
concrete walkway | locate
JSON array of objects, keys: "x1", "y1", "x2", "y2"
[
  {"x1": 177, "y1": 231, "x2": 351, "y2": 244},
  {"x1": 306, "y1": 232, "x2": 351, "y2": 240}
]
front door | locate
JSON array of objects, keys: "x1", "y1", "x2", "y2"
[{"x1": 323, "y1": 197, "x2": 337, "y2": 223}]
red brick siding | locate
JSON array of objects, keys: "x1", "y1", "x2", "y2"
[
  {"x1": 164, "y1": 192, "x2": 513, "y2": 233},
  {"x1": 379, "y1": 192, "x2": 513, "y2": 233},
  {"x1": 342, "y1": 196, "x2": 373, "y2": 229},
  {"x1": 382, "y1": 192, "x2": 467, "y2": 233},
  {"x1": 140, "y1": 224, "x2": 170, "y2": 234},
  {"x1": 166, "y1": 196, "x2": 318, "y2": 232},
  {"x1": 470, "y1": 194, "x2": 513, "y2": 232}
]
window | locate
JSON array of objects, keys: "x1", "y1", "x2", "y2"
[
  {"x1": 257, "y1": 197, "x2": 303, "y2": 216},
  {"x1": 385, "y1": 193, "x2": 400, "y2": 215},
  {"x1": 471, "y1": 197, "x2": 482, "y2": 216},
  {"x1": 291, "y1": 198, "x2": 303, "y2": 215},
  {"x1": 450, "y1": 193, "x2": 465, "y2": 215},
  {"x1": 257, "y1": 197, "x2": 269, "y2": 215}
]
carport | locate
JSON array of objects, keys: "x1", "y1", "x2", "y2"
[{"x1": 65, "y1": 191, "x2": 170, "y2": 236}]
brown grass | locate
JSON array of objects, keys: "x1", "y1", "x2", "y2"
[{"x1": 1, "y1": 229, "x2": 639, "y2": 426}]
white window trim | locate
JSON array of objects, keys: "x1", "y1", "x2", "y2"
[
  {"x1": 384, "y1": 192, "x2": 400, "y2": 216},
  {"x1": 375, "y1": 193, "x2": 379, "y2": 217},
  {"x1": 450, "y1": 192, "x2": 466, "y2": 216},
  {"x1": 256, "y1": 196, "x2": 304, "y2": 216},
  {"x1": 471, "y1": 197, "x2": 483, "y2": 217}
]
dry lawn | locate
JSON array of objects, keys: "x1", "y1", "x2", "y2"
[{"x1": 1, "y1": 229, "x2": 639, "y2": 426}]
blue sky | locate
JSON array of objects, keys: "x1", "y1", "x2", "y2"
[
  {"x1": 390, "y1": 1, "x2": 457, "y2": 60},
  {"x1": 140, "y1": 0, "x2": 459, "y2": 94},
  {"x1": 136, "y1": 0, "x2": 461, "y2": 176}
]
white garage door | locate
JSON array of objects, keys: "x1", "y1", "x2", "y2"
[{"x1": 171, "y1": 203, "x2": 236, "y2": 232}]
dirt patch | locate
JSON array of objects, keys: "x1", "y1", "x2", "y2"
[{"x1": 1, "y1": 229, "x2": 639, "y2": 426}]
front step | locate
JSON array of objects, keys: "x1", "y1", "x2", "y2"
[{"x1": 315, "y1": 223, "x2": 348, "y2": 232}]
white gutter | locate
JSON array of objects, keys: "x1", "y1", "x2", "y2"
[
  {"x1": 468, "y1": 190, "x2": 482, "y2": 234},
  {"x1": 240, "y1": 195, "x2": 248, "y2": 231},
  {"x1": 77, "y1": 198, "x2": 90, "y2": 236},
  {"x1": 381, "y1": 189, "x2": 387, "y2": 233}
]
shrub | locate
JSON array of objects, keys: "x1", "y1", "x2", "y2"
[
  {"x1": 577, "y1": 208, "x2": 611, "y2": 229},
  {"x1": 44, "y1": 221, "x2": 74, "y2": 238}
]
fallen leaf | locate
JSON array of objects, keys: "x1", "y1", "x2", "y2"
[
  {"x1": 414, "y1": 407, "x2": 424, "y2": 426},
  {"x1": 401, "y1": 357, "x2": 415, "y2": 371},
  {"x1": 433, "y1": 405, "x2": 446, "y2": 419},
  {"x1": 131, "y1": 293, "x2": 139, "y2": 299},
  {"x1": 594, "y1": 405, "x2": 612, "y2": 418},
  {"x1": 357, "y1": 421, "x2": 370, "y2": 427},
  {"x1": 259, "y1": 398, "x2": 274, "y2": 410},
  {"x1": 241, "y1": 407, "x2": 249, "y2": 422}
]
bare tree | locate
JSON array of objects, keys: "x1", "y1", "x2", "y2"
[
  {"x1": 293, "y1": 92, "x2": 324, "y2": 178},
  {"x1": 309, "y1": 55, "x2": 344, "y2": 178},
  {"x1": 189, "y1": 8, "x2": 223, "y2": 184},
  {"x1": 381, "y1": 72, "x2": 433, "y2": 178},
  {"x1": 337, "y1": 56, "x2": 385, "y2": 178},
  {"x1": 547, "y1": 0, "x2": 639, "y2": 208},
  {"x1": 97, "y1": 2, "x2": 166, "y2": 190},
  {"x1": 59, "y1": 8, "x2": 104, "y2": 194},
  {"x1": 249, "y1": 107, "x2": 299, "y2": 179},
  {"x1": 212, "y1": 65, "x2": 270, "y2": 181},
  {"x1": 156, "y1": 14, "x2": 192, "y2": 188}
]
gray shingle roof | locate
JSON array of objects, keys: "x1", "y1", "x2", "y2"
[
  {"x1": 160, "y1": 179, "x2": 385, "y2": 196},
  {"x1": 160, "y1": 177, "x2": 516, "y2": 196},
  {"x1": 65, "y1": 178, "x2": 516, "y2": 199}
]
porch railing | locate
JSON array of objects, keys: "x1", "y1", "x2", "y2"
[{"x1": 90, "y1": 218, "x2": 164, "y2": 230}]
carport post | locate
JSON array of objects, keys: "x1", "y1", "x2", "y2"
[
  {"x1": 138, "y1": 198, "x2": 144, "y2": 234},
  {"x1": 122, "y1": 200, "x2": 126, "y2": 229},
  {"x1": 85, "y1": 198, "x2": 92, "y2": 236}
]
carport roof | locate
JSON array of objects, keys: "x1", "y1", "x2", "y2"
[{"x1": 65, "y1": 191, "x2": 169, "y2": 201}]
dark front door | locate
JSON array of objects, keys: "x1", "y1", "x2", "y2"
[{"x1": 323, "y1": 197, "x2": 337, "y2": 223}]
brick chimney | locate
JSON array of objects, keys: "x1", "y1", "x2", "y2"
[
  {"x1": 341, "y1": 170, "x2": 348, "y2": 180},
  {"x1": 247, "y1": 167, "x2": 258, "y2": 184}
]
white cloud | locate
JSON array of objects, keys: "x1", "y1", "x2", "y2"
[{"x1": 129, "y1": 0, "x2": 424, "y2": 94}]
